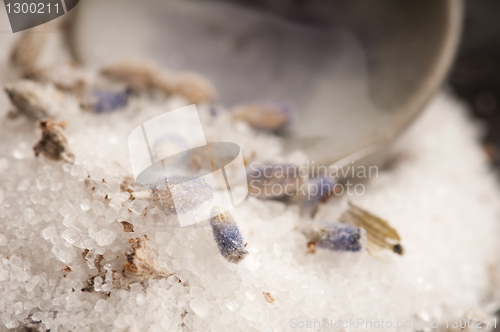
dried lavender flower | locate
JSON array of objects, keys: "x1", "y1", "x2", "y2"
[
  {"x1": 133, "y1": 175, "x2": 213, "y2": 214},
  {"x1": 81, "y1": 89, "x2": 130, "y2": 113},
  {"x1": 25, "y1": 63, "x2": 90, "y2": 95},
  {"x1": 33, "y1": 119, "x2": 75, "y2": 163},
  {"x1": 340, "y1": 202, "x2": 404, "y2": 255},
  {"x1": 100, "y1": 61, "x2": 215, "y2": 104},
  {"x1": 304, "y1": 221, "x2": 365, "y2": 253},
  {"x1": 210, "y1": 207, "x2": 248, "y2": 264},
  {"x1": 10, "y1": 27, "x2": 47, "y2": 72},
  {"x1": 247, "y1": 164, "x2": 303, "y2": 199},
  {"x1": 122, "y1": 235, "x2": 170, "y2": 282},
  {"x1": 231, "y1": 102, "x2": 292, "y2": 131},
  {"x1": 4, "y1": 80, "x2": 62, "y2": 120},
  {"x1": 301, "y1": 176, "x2": 337, "y2": 206}
]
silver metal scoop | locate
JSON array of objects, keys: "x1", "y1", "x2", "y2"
[{"x1": 69, "y1": 0, "x2": 462, "y2": 170}]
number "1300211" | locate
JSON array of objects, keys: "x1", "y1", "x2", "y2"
[{"x1": 6, "y1": 3, "x2": 59, "y2": 14}]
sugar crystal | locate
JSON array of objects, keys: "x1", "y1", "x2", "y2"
[
  {"x1": 30, "y1": 193, "x2": 40, "y2": 204},
  {"x1": 36, "y1": 176, "x2": 50, "y2": 191},
  {"x1": 50, "y1": 182, "x2": 63, "y2": 191},
  {"x1": 109, "y1": 197, "x2": 122, "y2": 211},
  {"x1": 62, "y1": 227, "x2": 82, "y2": 245},
  {"x1": 128, "y1": 199, "x2": 149, "y2": 215},
  {"x1": 80, "y1": 199, "x2": 91, "y2": 211},
  {"x1": 70, "y1": 164, "x2": 88, "y2": 179},
  {"x1": 42, "y1": 226, "x2": 57, "y2": 241},
  {"x1": 23, "y1": 207, "x2": 35, "y2": 222},
  {"x1": 0, "y1": 234, "x2": 7, "y2": 246},
  {"x1": 91, "y1": 200, "x2": 105, "y2": 215},
  {"x1": 95, "y1": 229, "x2": 117, "y2": 246},
  {"x1": 95, "y1": 183, "x2": 111, "y2": 198},
  {"x1": 190, "y1": 298, "x2": 210, "y2": 318},
  {"x1": 52, "y1": 246, "x2": 74, "y2": 264}
]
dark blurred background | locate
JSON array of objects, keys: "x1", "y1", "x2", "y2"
[{"x1": 449, "y1": 0, "x2": 500, "y2": 171}]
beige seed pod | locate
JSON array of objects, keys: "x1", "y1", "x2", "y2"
[
  {"x1": 82, "y1": 236, "x2": 172, "y2": 292},
  {"x1": 10, "y1": 27, "x2": 48, "y2": 72},
  {"x1": 33, "y1": 119, "x2": 75, "y2": 163},
  {"x1": 122, "y1": 236, "x2": 171, "y2": 282},
  {"x1": 100, "y1": 60, "x2": 161, "y2": 91},
  {"x1": 262, "y1": 292, "x2": 275, "y2": 304},
  {"x1": 4, "y1": 80, "x2": 63, "y2": 120},
  {"x1": 340, "y1": 201, "x2": 404, "y2": 255},
  {"x1": 101, "y1": 60, "x2": 216, "y2": 104},
  {"x1": 163, "y1": 72, "x2": 216, "y2": 104}
]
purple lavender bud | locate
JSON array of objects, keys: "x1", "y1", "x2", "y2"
[
  {"x1": 247, "y1": 163, "x2": 303, "y2": 199},
  {"x1": 230, "y1": 101, "x2": 292, "y2": 131},
  {"x1": 82, "y1": 89, "x2": 130, "y2": 113},
  {"x1": 306, "y1": 221, "x2": 365, "y2": 252},
  {"x1": 148, "y1": 175, "x2": 213, "y2": 214},
  {"x1": 210, "y1": 207, "x2": 248, "y2": 263},
  {"x1": 209, "y1": 106, "x2": 218, "y2": 117},
  {"x1": 302, "y1": 177, "x2": 337, "y2": 205}
]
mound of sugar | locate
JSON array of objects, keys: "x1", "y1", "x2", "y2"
[
  {"x1": 0, "y1": 87, "x2": 499, "y2": 331},
  {"x1": 1, "y1": 31, "x2": 500, "y2": 331}
]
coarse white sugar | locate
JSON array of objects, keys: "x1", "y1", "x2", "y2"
[
  {"x1": 155, "y1": 232, "x2": 171, "y2": 244},
  {"x1": 50, "y1": 182, "x2": 62, "y2": 192},
  {"x1": 16, "y1": 179, "x2": 30, "y2": 191},
  {"x1": 0, "y1": 233, "x2": 7, "y2": 246},
  {"x1": 29, "y1": 193, "x2": 40, "y2": 204},
  {"x1": 23, "y1": 208, "x2": 35, "y2": 222},
  {"x1": 0, "y1": 38, "x2": 499, "y2": 331},
  {"x1": 25, "y1": 276, "x2": 40, "y2": 292},
  {"x1": 104, "y1": 207, "x2": 119, "y2": 223},
  {"x1": 0, "y1": 159, "x2": 8, "y2": 173},
  {"x1": 95, "y1": 182, "x2": 111, "y2": 198}
]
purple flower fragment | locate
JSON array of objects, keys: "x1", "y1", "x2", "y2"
[
  {"x1": 82, "y1": 89, "x2": 130, "y2": 114},
  {"x1": 210, "y1": 207, "x2": 248, "y2": 264},
  {"x1": 302, "y1": 176, "x2": 337, "y2": 206},
  {"x1": 305, "y1": 221, "x2": 365, "y2": 253}
]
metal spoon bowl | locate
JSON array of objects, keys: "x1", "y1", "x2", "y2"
[{"x1": 70, "y1": 0, "x2": 462, "y2": 171}]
